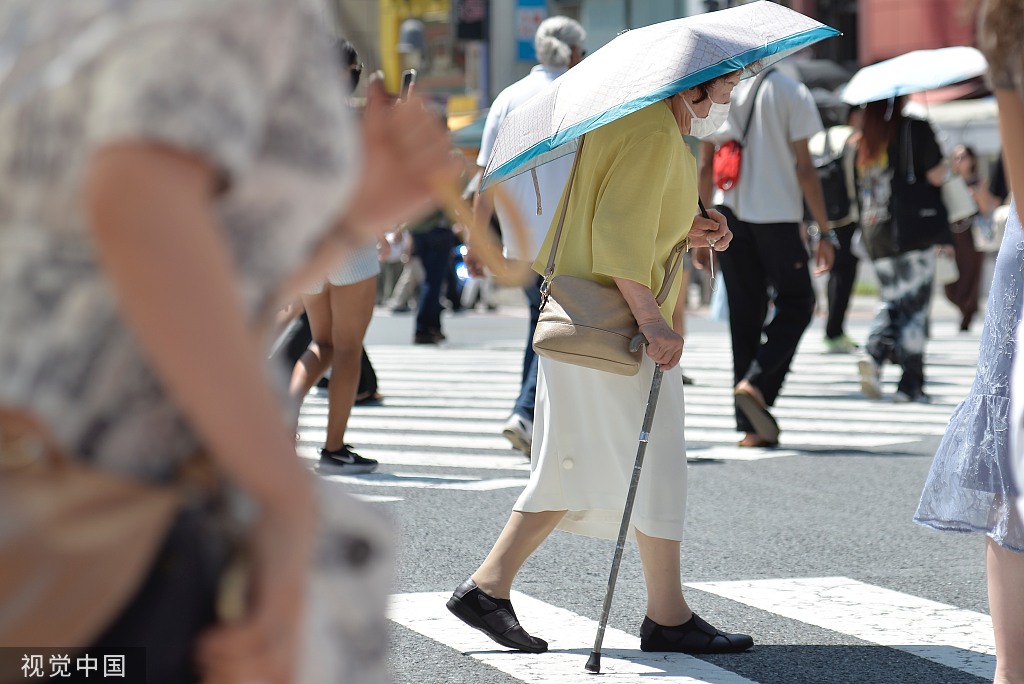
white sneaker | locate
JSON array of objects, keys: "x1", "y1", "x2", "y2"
[
  {"x1": 857, "y1": 358, "x2": 882, "y2": 400},
  {"x1": 502, "y1": 413, "x2": 533, "y2": 456}
]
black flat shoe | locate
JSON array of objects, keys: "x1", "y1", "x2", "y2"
[
  {"x1": 446, "y1": 579, "x2": 548, "y2": 653},
  {"x1": 640, "y1": 614, "x2": 753, "y2": 654}
]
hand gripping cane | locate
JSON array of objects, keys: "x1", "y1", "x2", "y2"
[{"x1": 585, "y1": 334, "x2": 666, "y2": 674}]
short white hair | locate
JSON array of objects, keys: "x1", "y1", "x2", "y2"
[{"x1": 534, "y1": 16, "x2": 586, "y2": 68}]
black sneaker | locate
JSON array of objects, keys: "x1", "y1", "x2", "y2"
[{"x1": 318, "y1": 445, "x2": 378, "y2": 474}]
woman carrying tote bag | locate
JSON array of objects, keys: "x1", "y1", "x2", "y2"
[
  {"x1": 447, "y1": 72, "x2": 752, "y2": 655},
  {"x1": 852, "y1": 96, "x2": 951, "y2": 403}
]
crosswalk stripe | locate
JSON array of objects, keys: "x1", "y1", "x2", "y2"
[
  {"x1": 353, "y1": 494, "x2": 404, "y2": 503},
  {"x1": 686, "y1": 577, "x2": 995, "y2": 680},
  {"x1": 299, "y1": 327, "x2": 981, "y2": 475},
  {"x1": 298, "y1": 446, "x2": 530, "y2": 471},
  {"x1": 318, "y1": 471, "x2": 528, "y2": 491},
  {"x1": 388, "y1": 592, "x2": 759, "y2": 683},
  {"x1": 330, "y1": 413, "x2": 946, "y2": 437}
]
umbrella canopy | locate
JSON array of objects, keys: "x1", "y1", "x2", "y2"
[
  {"x1": 840, "y1": 46, "x2": 988, "y2": 105},
  {"x1": 480, "y1": 1, "x2": 839, "y2": 189}
]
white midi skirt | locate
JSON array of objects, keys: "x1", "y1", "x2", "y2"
[{"x1": 514, "y1": 354, "x2": 688, "y2": 542}]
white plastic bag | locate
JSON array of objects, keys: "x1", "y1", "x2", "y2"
[{"x1": 934, "y1": 250, "x2": 959, "y2": 285}]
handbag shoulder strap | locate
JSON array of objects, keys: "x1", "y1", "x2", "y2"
[
  {"x1": 539, "y1": 136, "x2": 698, "y2": 310},
  {"x1": 539, "y1": 136, "x2": 587, "y2": 308},
  {"x1": 903, "y1": 119, "x2": 916, "y2": 183},
  {"x1": 740, "y1": 68, "x2": 773, "y2": 147},
  {"x1": 653, "y1": 198, "x2": 710, "y2": 305}
]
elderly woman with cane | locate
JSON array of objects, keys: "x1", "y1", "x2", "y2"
[{"x1": 446, "y1": 70, "x2": 753, "y2": 655}]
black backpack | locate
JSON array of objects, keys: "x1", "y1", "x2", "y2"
[{"x1": 805, "y1": 126, "x2": 852, "y2": 225}]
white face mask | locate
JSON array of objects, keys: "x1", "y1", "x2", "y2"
[{"x1": 683, "y1": 98, "x2": 731, "y2": 138}]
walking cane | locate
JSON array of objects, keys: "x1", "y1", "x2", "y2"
[{"x1": 585, "y1": 334, "x2": 666, "y2": 674}]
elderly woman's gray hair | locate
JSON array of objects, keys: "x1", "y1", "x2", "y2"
[{"x1": 534, "y1": 16, "x2": 586, "y2": 68}]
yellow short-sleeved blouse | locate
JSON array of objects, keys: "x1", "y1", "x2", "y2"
[{"x1": 533, "y1": 100, "x2": 698, "y2": 321}]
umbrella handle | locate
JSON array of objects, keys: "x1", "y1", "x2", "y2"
[{"x1": 629, "y1": 334, "x2": 646, "y2": 353}]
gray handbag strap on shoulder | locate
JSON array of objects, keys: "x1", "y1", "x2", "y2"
[{"x1": 540, "y1": 135, "x2": 688, "y2": 310}]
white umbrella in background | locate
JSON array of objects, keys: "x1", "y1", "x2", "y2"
[
  {"x1": 841, "y1": 46, "x2": 988, "y2": 105},
  {"x1": 481, "y1": 1, "x2": 839, "y2": 189}
]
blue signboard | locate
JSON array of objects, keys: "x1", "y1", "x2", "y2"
[{"x1": 516, "y1": 0, "x2": 547, "y2": 61}]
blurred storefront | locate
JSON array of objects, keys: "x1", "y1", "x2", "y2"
[{"x1": 331, "y1": 0, "x2": 981, "y2": 126}]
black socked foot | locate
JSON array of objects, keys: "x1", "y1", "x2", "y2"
[
  {"x1": 640, "y1": 614, "x2": 753, "y2": 654},
  {"x1": 446, "y1": 579, "x2": 548, "y2": 653}
]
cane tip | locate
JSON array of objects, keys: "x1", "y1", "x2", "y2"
[{"x1": 585, "y1": 651, "x2": 601, "y2": 673}]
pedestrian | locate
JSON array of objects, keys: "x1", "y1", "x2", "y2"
[
  {"x1": 809, "y1": 110, "x2": 862, "y2": 354},
  {"x1": 944, "y1": 144, "x2": 990, "y2": 332},
  {"x1": 447, "y1": 73, "x2": 753, "y2": 656},
  {"x1": 698, "y1": 68, "x2": 835, "y2": 448},
  {"x1": 387, "y1": 229, "x2": 423, "y2": 313},
  {"x1": 290, "y1": 242, "x2": 380, "y2": 472},
  {"x1": 849, "y1": 96, "x2": 951, "y2": 403},
  {"x1": 468, "y1": 16, "x2": 586, "y2": 456},
  {"x1": 289, "y1": 39, "x2": 381, "y2": 474},
  {"x1": 0, "y1": 1, "x2": 459, "y2": 682},
  {"x1": 408, "y1": 208, "x2": 458, "y2": 344},
  {"x1": 917, "y1": 2, "x2": 1024, "y2": 682},
  {"x1": 377, "y1": 230, "x2": 406, "y2": 304}
]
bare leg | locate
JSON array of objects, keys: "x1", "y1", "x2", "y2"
[
  {"x1": 988, "y1": 537, "x2": 1024, "y2": 684},
  {"x1": 289, "y1": 290, "x2": 333, "y2": 401},
  {"x1": 471, "y1": 510, "x2": 566, "y2": 599},
  {"x1": 636, "y1": 529, "x2": 692, "y2": 626},
  {"x1": 324, "y1": 277, "x2": 377, "y2": 451}
]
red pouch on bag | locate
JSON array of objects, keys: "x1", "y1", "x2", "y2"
[
  {"x1": 710, "y1": 69, "x2": 774, "y2": 193},
  {"x1": 713, "y1": 141, "x2": 742, "y2": 191}
]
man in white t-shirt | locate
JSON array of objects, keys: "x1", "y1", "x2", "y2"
[
  {"x1": 468, "y1": 16, "x2": 586, "y2": 457},
  {"x1": 698, "y1": 68, "x2": 834, "y2": 448}
]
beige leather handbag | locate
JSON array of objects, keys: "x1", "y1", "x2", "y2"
[{"x1": 533, "y1": 137, "x2": 688, "y2": 376}]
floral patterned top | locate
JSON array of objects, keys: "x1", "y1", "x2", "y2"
[{"x1": 0, "y1": 0, "x2": 360, "y2": 481}]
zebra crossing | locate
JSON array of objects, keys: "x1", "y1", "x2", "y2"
[
  {"x1": 297, "y1": 326, "x2": 980, "y2": 487},
  {"x1": 389, "y1": 577, "x2": 996, "y2": 683},
  {"x1": 297, "y1": 320, "x2": 992, "y2": 683}
]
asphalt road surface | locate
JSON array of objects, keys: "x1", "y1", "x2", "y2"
[{"x1": 299, "y1": 291, "x2": 994, "y2": 684}]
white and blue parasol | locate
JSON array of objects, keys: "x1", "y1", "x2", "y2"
[
  {"x1": 481, "y1": 1, "x2": 839, "y2": 189},
  {"x1": 840, "y1": 46, "x2": 988, "y2": 106}
]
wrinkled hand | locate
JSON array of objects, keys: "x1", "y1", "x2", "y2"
[
  {"x1": 814, "y1": 236, "x2": 835, "y2": 276},
  {"x1": 639, "y1": 319, "x2": 684, "y2": 370},
  {"x1": 346, "y1": 78, "x2": 464, "y2": 237},
  {"x1": 197, "y1": 500, "x2": 316, "y2": 684},
  {"x1": 688, "y1": 207, "x2": 733, "y2": 252}
]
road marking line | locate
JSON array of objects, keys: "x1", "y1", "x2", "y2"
[
  {"x1": 317, "y1": 471, "x2": 528, "y2": 491},
  {"x1": 352, "y1": 494, "x2": 403, "y2": 503},
  {"x1": 389, "y1": 592, "x2": 758, "y2": 683},
  {"x1": 298, "y1": 447, "x2": 530, "y2": 471},
  {"x1": 686, "y1": 577, "x2": 994, "y2": 680}
]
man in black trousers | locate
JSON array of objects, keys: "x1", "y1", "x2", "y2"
[{"x1": 698, "y1": 68, "x2": 834, "y2": 448}]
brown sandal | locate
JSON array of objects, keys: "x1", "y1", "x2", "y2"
[
  {"x1": 737, "y1": 434, "x2": 779, "y2": 448},
  {"x1": 734, "y1": 388, "x2": 781, "y2": 444}
]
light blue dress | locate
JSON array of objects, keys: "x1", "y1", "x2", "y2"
[{"x1": 915, "y1": 203, "x2": 1024, "y2": 552}]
